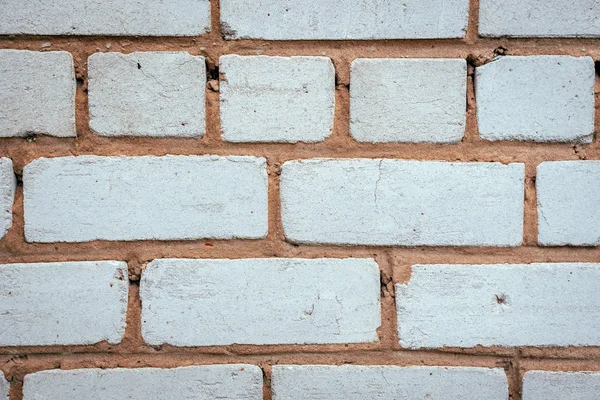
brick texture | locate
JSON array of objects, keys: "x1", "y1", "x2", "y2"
[
  {"x1": 0, "y1": 261, "x2": 128, "y2": 346},
  {"x1": 272, "y1": 365, "x2": 508, "y2": 399},
  {"x1": 141, "y1": 258, "x2": 380, "y2": 346},
  {"x1": 0, "y1": 1, "x2": 599, "y2": 399}
]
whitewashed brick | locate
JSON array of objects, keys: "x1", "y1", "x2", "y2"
[
  {"x1": 523, "y1": 371, "x2": 600, "y2": 400},
  {"x1": 23, "y1": 365, "x2": 262, "y2": 400},
  {"x1": 0, "y1": 371, "x2": 7, "y2": 400},
  {"x1": 272, "y1": 365, "x2": 508, "y2": 400},
  {"x1": 476, "y1": 56, "x2": 595, "y2": 143},
  {"x1": 0, "y1": 261, "x2": 128, "y2": 346},
  {"x1": 141, "y1": 258, "x2": 380, "y2": 346},
  {"x1": 0, "y1": 159, "x2": 16, "y2": 240},
  {"x1": 220, "y1": 0, "x2": 469, "y2": 39},
  {"x1": 480, "y1": 0, "x2": 600, "y2": 37},
  {"x1": 537, "y1": 161, "x2": 600, "y2": 246},
  {"x1": 220, "y1": 56, "x2": 335, "y2": 143},
  {"x1": 281, "y1": 159, "x2": 524, "y2": 246},
  {"x1": 396, "y1": 263, "x2": 600, "y2": 348},
  {"x1": 0, "y1": 50, "x2": 75, "y2": 138},
  {"x1": 24, "y1": 155, "x2": 268, "y2": 243},
  {"x1": 350, "y1": 58, "x2": 467, "y2": 143},
  {"x1": 89, "y1": 52, "x2": 206, "y2": 137},
  {"x1": 0, "y1": 0, "x2": 210, "y2": 36}
]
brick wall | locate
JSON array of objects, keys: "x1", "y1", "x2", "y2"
[{"x1": 0, "y1": 0, "x2": 599, "y2": 399}]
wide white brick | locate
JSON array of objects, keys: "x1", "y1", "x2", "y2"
[
  {"x1": 0, "y1": 159, "x2": 16, "y2": 240},
  {"x1": 281, "y1": 159, "x2": 524, "y2": 246},
  {"x1": 537, "y1": 161, "x2": 600, "y2": 246},
  {"x1": 141, "y1": 258, "x2": 380, "y2": 346},
  {"x1": 89, "y1": 52, "x2": 206, "y2": 137},
  {"x1": 480, "y1": 0, "x2": 600, "y2": 37},
  {"x1": 523, "y1": 371, "x2": 600, "y2": 400},
  {"x1": 24, "y1": 155, "x2": 268, "y2": 243},
  {"x1": 0, "y1": 261, "x2": 128, "y2": 346},
  {"x1": 220, "y1": 56, "x2": 335, "y2": 143},
  {"x1": 272, "y1": 365, "x2": 508, "y2": 400},
  {"x1": 476, "y1": 56, "x2": 595, "y2": 143},
  {"x1": 23, "y1": 365, "x2": 262, "y2": 400},
  {"x1": 0, "y1": 50, "x2": 75, "y2": 138},
  {"x1": 0, "y1": 0, "x2": 210, "y2": 36},
  {"x1": 220, "y1": 0, "x2": 468, "y2": 39},
  {"x1": 0, "y1": 371, "x2": 7, "y2": 400},
  {"x1": 396, "y1": 263, "x2": 600, "y2": 348},
  {"x1": 350, "y1": 58, "x2": 467, "y2": 143}
]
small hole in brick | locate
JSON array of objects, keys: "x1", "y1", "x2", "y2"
[
  {"x1": 206, "y1": 62, "x2": 219, "y2": 81},
  {"x1": 495, "y1": 294, "x2": 507, "y2": 304},
  {"x1": 595, "y1": 61, "x2": 600, "y2": 77},
  {"x1": 137, "y1": 62, "x2": 142, "y2": 69}
]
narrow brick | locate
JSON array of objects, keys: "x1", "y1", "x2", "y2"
[
  {"x1": 0, "y1": 371, "x2": 7, "y2": 400},
  {"x1": 220, "y1": 0, "x2": 469, "y2": 39},
  {"x1": 537, "y1": 161, "x2": 600, "y2": 246},
  {"x1": 220, "y1": 55, "x2": 335, "y2": 143},
  {"x1": 476, "y1": 56, "x2": 595, "y2": 142},
  {"x1": 141, "y1": 258, "x2": 380, "y2": 346},
  {"x1": 0, "y1": 0, "x2": 210, "y2": 36},
  {"x1": 0, "y1": 50, "x2": 75, "y2": 138},
  {"x1": 281, "y1": 159, "x2": 524, "y2": 246},
  {"x1": 480, "y1": 0, "x2": 600, "y2": 37},
  {"x1": 350, "y1": 58, "x2": 467, "y2": 143},
  {"x1": 0, "y1": 261, "x2": 128, "y2": 346},
  {"x1": 0, "y1": 158, "x2": 16, "y2": 240},
  {"x1": 89, "y1": 52, "x2": 206, "y2": 137},
  {"x1": 396, "y1": 263, "x2": 600, "y2": 348},
  {"x1": 272, "y1": 365, "x2": 508, "y2": 399},
  {"x1": 523, "y1": 371, "x2": 600, "y2": 400},
  {"x1": 23, "y1": 156, "x2": 268, "y2": 243},
  {"x1": 23, "y1": 365, "x2": 262, "y2": 400}
]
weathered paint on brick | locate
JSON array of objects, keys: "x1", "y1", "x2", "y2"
[
  {"x1": 523, "y1": 371, "x2": 600, "y2": 400},
  {"x1": 0, "y1": 158, "x2": 16, "y2": 240},
  {"x1": 141, "y1": 258, "x2": 381, "y2": 346}
]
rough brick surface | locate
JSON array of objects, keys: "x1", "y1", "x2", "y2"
[
  {"x1": 0, "y1": 372, "x2": 7, "y2": 400},
  {"x1": 281, "y1": 159, "x2": 524, "y2": 246},
  {"x1": 23, "y1": 156, "x2": 268, "y2": 243},
  {"x1": 480, "y1": 0, "x2": 600, "y2": 37},
  {"x1": 476, "y1": 56, "x2": 595, "y2": 143},
  {"x1": 396, "y1": 263, "x2": 600, "y2": 348},
  {"x1": 537, "y1": 161, "x2": 600, "y2": 246},
  {"x1": 0, "y1": 158, "x2": 16, "y2": 240},
  {"x1": 220, "y1": 0, "x2": 469, "y2": 39},
  {"x1": 523, "y1": 371, "x2": 600, "y2": 400},
  {"x1": 0, "y1": 261, "x2": 128, "y2": 346},
  {"x1": 220, "y1": 55, "x2": 335, "y2": 143},
  {"x1": 141, "y1": 258, "x2": 380, "y2": 346},
  {"x1": 89, "y1": 52, "x2": 206, "y2": 137},
  {"x1": 272, "y1": 365, "x2": 508, "y2": 399},
  {"x1": 23, "y1": 366, "x2": 262, "y2": 400},
  {"x1": 0, "y1": 0, "x2": 211, "y2": 36},
  {"x1": 0, "y1": 50, "x2": 75, "y2": 138},
  {"x1": 350, "y1": 58, "x2": 467, "y2": 143}
]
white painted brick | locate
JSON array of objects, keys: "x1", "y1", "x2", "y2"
[
  {"x1": 141, "y1": 258, "x2": 380, "y2": 346},
  {"x1": 350, "y1": 58, "x2": 467, "y2": 143},
  {"x1": 537, "y1": 161, "x2": 600, "y2": 246},
  {"x1": 220, "y1": 56, "x2": 335, "y2": 143},
  {"x1": 0, "y1": 261, "x2": 128, "y2": 346},
  {"x1": 220, "y1": 0, "x2": 469, "y2": 39},
  {"x1": 0, "y1": 159, "x2": 16, "y2": 240},
  {"x1": 23, "y1": 365, "x2": 262, "y2": 400},
  {"x1": 24, "y1": 155, "x2": 268, "y2": 243},
  {"x1": 272, "y1": 365, "x2": 508, "y2": 400},
  {"x1": 0, "y1": 371, "x2": 7, "y2": 400},
  {"x1": 281, "y1": 159, "x2": 524, "y2": 246},
  {"x1": 476, "y1": 56, "x2": 595, "y2": 143},
  {"x1": 89, "y1": 52, "x2": 206, "y2": 138},
  {"x1": 523, "y1": 371, "x2": 600, "y2": 400},
  {"x1": 396, "y1": 263, "x2": 600, "y2": 348},
  {"x1": 0, "y1": 0, "x2": 210, "y2": 36},
  {"x1": 0, "y1": 50, "x2": 75, "y2": 138},
  {"x1": 480, "y1": 0, "x2": 600, "y2": 37}
]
